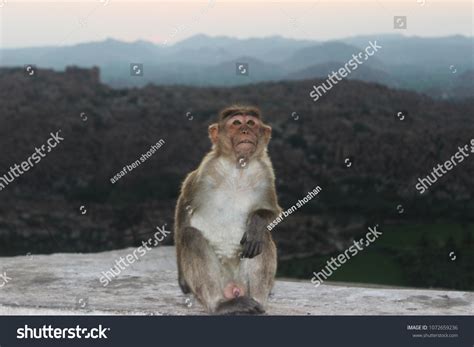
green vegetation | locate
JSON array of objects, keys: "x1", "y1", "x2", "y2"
[{"x1": 278, "y1": 223, "x2": 474, "y2": 291}]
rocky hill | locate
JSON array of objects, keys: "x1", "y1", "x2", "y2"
[
  {"x1": 1, "y1": 247, "x2": 472, "y2": 315},
  {"x1": 0, "y1": 66, "x2": 473, "y2": 259}
]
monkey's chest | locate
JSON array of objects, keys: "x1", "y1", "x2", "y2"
[{"x1": 190, "y1": 185, "x2": 263, "y2": 259}]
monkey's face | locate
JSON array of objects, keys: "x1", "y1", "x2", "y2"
[
  {"x1": 226, "y1": 114, "x2": 260, "y2": 157},
  {"x1": 209, "y1": 113, "x2": 271, "y2": 159}
]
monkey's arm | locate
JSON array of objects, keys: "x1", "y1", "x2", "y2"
[
  {"x1": 175, "y1": 170, "x2": 199, "y2": 235},
  {"x1": 241, "y1": 165, "x2": 281, "y2": 259},
  {"x1": 240, "y1": 209, "x2": 275, "y2": 259}
]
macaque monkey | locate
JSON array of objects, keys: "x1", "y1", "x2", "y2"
[{"x1": 174, "y1": 105, "x2": 280, "y2": 314}]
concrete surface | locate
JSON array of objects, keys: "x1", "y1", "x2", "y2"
[{"x1": 0, "y1": 247, "x2": 472, "y2": 315}]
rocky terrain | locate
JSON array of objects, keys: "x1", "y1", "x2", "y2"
[
  {"x1": 0, "y1": 66, "x2": 473, "y2": 262},
  {"x1": 1, "y1": 247, "x2": 472, "y2": 315}
]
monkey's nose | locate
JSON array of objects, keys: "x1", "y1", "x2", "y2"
[{"x1": 241, "y1": 128, "x2": 248, "y2": 134}]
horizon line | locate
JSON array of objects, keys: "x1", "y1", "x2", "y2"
[{"x1": 1, "y1": 33, "x2": 472, "y2": 50}]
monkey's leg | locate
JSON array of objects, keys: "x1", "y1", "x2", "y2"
[
  {"x1": 215, "y1": 232, "x2": 276, "y2": 315},
  {"x1": 177, "y1": 259, "x2": 191, "y2": 294},
  {"x1": 239, "y1": 231, "x2": 277, "y2": 309},
  {"x1": 179, "y1": 226, "x2": 226, "y2": 312}
]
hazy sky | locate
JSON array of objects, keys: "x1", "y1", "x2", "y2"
[{"x1": 0, "y1": 0, "x2": 472, "y2": 48}]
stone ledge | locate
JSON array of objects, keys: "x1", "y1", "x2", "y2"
[{"x1": 0, "y1": 247, "x2": 472, "y2": 315}]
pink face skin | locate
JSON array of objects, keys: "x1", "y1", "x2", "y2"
[{"x1": 225, "y1": 114, "x2": 260, "y2": 157}]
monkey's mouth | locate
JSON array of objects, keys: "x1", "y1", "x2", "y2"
[
  {"x1": 235, "y1": 141, "x2": 256, "y2": 153},
  {"x1": 236, "y1": 140, "x2": 256, "y2": 147}
]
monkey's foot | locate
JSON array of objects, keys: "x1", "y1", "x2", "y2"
[
  {"x1": 179, "y1": 276, "x2": 191, "y2": 294},
  {"x1": 215, "y1": 297, "x2": 265, "y2": 315}
]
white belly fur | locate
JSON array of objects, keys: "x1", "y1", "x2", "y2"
[{"x1": 190, "y1": 159, "x2": 267, "y2": 259}]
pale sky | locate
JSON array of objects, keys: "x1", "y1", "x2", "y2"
[{"x1": 0, "y1": 0, "x2": 472, "y2": 48}]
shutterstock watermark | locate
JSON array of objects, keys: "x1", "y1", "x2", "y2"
[
  {"x1": 99, "y1": 224, "x2": 171, "y2": 286},
  {"x1": 267, "y1": 185, "x2": 322, "y2": 231},
  {"x1": 110, "y1": 139, "x2": 165, "y2": 184},
  {"x1": 0, "y1": 272, "x2": 12, "y2": 288},
  {"x1": 416, "y1": 139, "x2": 474, "y2": 194},
  {"x1": 311, "y1": 224, "x2": 382, "y2": 287},
  {"x1": 17, "y1": 325, "x2": 110, "y2": 339},
  {"x1": 309, "y1": 40, "x2": 382, "y2": 102},
  {"x1": 0, "y1": 130, "x2": 64, "y2": 192}
]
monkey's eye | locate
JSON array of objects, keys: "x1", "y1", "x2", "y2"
[
  {"x1": 247, "y1": 119, "x2": 255, "y2": 127},
  {"x1": 232, "y1": 119, "x2": 242, "y2": 126}
]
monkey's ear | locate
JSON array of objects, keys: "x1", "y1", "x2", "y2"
[
  {"x1": 208, "y1": 123, "x2": 219, "y2": 144},
  {"x1": 262, "y1": 124, "x2": 272, "y2": 143}
]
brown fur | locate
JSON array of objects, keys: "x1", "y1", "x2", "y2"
[{"x1": 174, "y1": 105, "x2": 280, "y2": 314}]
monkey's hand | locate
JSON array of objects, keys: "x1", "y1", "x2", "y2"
[{"x1": 240, "y1": 211, "x2": 269, "y2": 259}]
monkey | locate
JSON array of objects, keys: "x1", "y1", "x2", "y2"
[{"x1": 174, "y1": 105, "x2": 281, "y2": 314}]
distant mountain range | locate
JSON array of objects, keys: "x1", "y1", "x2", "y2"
[{"x1": 1, "y1": 34, "x2": 472, "y2": 98}]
